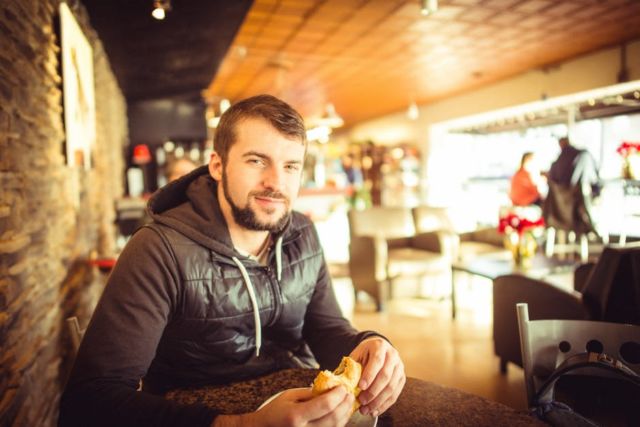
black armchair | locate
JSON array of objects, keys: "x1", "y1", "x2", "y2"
[{"x1": 493, "y1": 243, "x2": 640, "y2": 373}]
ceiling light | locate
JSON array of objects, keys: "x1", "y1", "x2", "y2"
[
  {"x1": 307, "y1": 126, "x2": 332, "y2": 143},
  {"x1": 420, "y1": 0, "x2": 438, "y2": 16},
  {"x1": 407, "y1": 102, "x2": 419, "y2": 120},
  {"x1": 163, "y1": 141, "x2": 175, "y2": 152},
  {"x1": 152, "y1": 0, "x2": 171, "y2": 20},
  {"x1": 219, "y1": 98, "x2": 231, "y2": 114},
  {"x1": 320, "y1": 103, "x2": 344, "y2": 128}
]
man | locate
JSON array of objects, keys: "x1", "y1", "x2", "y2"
[
  {"x1": 59, "y1": 95, "x2": 405, "y2": 427},
  {"x1": 544, "y1": 136, "x2": 601, "y2": 243},
  {"x1": 509, "y1": 152, "x2": 543, "y2": 206},
  {"x1": 548, "y1": 136, "x2": 600, "y2": 196}
]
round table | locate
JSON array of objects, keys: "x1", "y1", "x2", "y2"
[{"x1": 166, "y1": 368, "x2": 542, "y2": 426}]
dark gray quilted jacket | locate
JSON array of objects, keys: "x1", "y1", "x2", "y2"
[{"x1": 59, "y1": 166, "x2": 378, "y2": 427}]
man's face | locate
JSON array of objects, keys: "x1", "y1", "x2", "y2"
[{"x1": 210, "y1": 117, "x2": 305, "y2": 233}]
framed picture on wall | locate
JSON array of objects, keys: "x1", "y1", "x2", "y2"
[{"x1": 60, "y1": 2, "x2": 96, "y2": 170}]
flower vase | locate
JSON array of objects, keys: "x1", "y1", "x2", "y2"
[
  {"x1": 504, "y1": 232, "x2": 537, "y2": 267},
  {"x1": 623, "y1": 155, "x2": 640, "y2": 180}
]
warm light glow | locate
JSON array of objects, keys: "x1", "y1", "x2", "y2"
[
  {"x1": 306, "y1": 125, "x2": 332, "y2": 143},
  {"x1": 220, "y1": 99, "x2": 231, "y2": 114},
  {"x1": 391, "y1": 147, "x2": 405, "y2": 159},
  {"x1": 323, "y1": 103, "x2": 344, "y2": 128},
  {"x1": 407, "y1": 102, "x2": 419, "y2": 120},
  {"x1": 420, "y1": 0, "x2": 438, "y2": 16},
  {"x1": 163, "y1": 140, "x2": 175, "y2": 152},
  {"x1": 151, "y1": 7, "x2": 165, "y2": 20},
  {"x1": 207, "y1": 116, "x2": 220, "y2": 128},
  {"x1": 152, "y1": 0, "x2": 171, "y2": 20}
]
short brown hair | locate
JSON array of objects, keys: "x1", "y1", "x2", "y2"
[{"x1": 213, "y1": 94, "x2": 307, "y2": 165}]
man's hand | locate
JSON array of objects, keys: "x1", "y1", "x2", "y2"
[
  {"x1": 349, "y1": 337, "x2": 406, "y2": 417},
  {"x1": 212, "y1": 386, "x2": 354, "y2": 427}
]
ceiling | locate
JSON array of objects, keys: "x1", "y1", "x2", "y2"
[
  {"x1": 82, "y1": 0, "x2": 253, "y2": 102},
  {"x1": 204, "y1": 0, "x2": 640, "y2": 128}
]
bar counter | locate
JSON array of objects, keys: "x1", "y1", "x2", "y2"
[{"x1": 166, "y1": 368, "x2": 542, "y2": 426}]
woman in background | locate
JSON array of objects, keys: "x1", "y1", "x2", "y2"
[{"x1": 509, "y1": 152, "x2": 543, "y2": 206}]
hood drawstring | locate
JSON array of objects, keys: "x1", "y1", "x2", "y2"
[
  {"x1": 275, "y1": 236, "x2": 283, "y2": 281},
  {"x1": 230, "y1": 236, "x2": 284, "y2": 358},
  {"x1": 232, "y1": 257, "x2": 262, "y2": 357}
]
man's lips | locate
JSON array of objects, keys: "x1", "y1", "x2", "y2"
[{"x1": 254, "y1": 196, "x2": 286, "y2": 206}]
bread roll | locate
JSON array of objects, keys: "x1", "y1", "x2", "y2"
[{"x1": 312, "y1": 356, "x2": 362, "y2": 414}]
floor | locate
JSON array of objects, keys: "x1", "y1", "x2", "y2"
[{"x1": 332, "y1": 273, "x2": 528, "y2": 411}]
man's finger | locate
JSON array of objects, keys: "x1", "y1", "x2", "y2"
[
  {"x1": 279, "y1": 386, "x2": 314, "y2": 403},
  {"x1": 303, "y1": 385, "x2": 350, "y2": 421},
  {"x1": 359, "y1": 361, "x2": 397, "y2": 411},
  {"x1": 308, "y1": 390, "x2": 354, "y2": 427},
  {"x1": 374, "y1": 368, "x2": 405, "y2": 415},
  {"x1": 359, "y1": 352, "x2": 395, "y2": 405},
  {"x1": 358, "y1": 348, "x2": 386, "y2": 390}
]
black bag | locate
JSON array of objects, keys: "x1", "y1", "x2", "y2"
[{"x1": 530, "y1": 352, "x2": 640, "y2": 427}]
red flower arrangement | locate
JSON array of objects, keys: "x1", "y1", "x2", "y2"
[
  {"x1": 498, "y1": 213, "x2": 545, "y2": 235},
  {"x1": 616, "y1": 141, "x2": 640, "y2": 158}
]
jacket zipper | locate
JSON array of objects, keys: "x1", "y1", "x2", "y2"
[{"x1": 265, "y1": 265, "x2": 283, "y2": 327}]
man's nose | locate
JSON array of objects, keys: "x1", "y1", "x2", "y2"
[{"x1": 262, "y1": 165, "x2": 284, "y2": 190}]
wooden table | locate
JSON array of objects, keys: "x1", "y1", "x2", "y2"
[
  {"x1": 166, "y1": 368, "x2": 543, "y2": 426},
  {"x1": 451, "y1": 252, "x2": 577, "y2": 319}
]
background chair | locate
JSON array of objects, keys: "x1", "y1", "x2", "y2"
[
  {"x1": 66, "y1": 316, "x2": 86, "y2": 357},
  {"x1": 348, "y1": 206, "x2": 456, "y2": 311},
  {"x1": 493, "y1": 243, "x2": 640, "y2": 372},
  {"x1": 517, "y1": 303, "x2": 640, "y2": 424},
  {"x1": 412, "y1": 205, "x2": 506, "y2": 261}
]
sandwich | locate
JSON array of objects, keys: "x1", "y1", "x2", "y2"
[{"x1": 312, "y1": 356, "x2": 362, "y2": 414}]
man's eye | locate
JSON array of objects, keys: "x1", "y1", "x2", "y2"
[
  {"x1": 285, "y1": 164, "x2": 300, "y2": 172},
  {"x1": 248, "y1": 158, "x2": 265, "y2": 166}
]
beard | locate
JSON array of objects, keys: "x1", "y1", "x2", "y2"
[{"x1": 222, "y1": 169, "x2": 291, "y2": 233}]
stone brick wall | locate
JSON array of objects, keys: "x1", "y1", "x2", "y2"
[{"x1": 0, "y1": 1, "x2": 127, "y2": 425}]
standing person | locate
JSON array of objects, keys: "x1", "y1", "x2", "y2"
[
  {"x1": 509, "y1": 152, "x2": 543, "y2": 206},
  {"x1": 548, "y1": 136, "x2": 600, "y2": 196},
  {"x1": 59, "y1": 95, "x2": 405, "y2": 427}
]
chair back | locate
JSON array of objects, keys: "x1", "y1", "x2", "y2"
[
  {"x1": 581, "y1": 244, "x2": 640, "y2": 325},
  {"x1": 411, "y1": 206, "x2": 453, "y2": 233},
  {"x1": 348, "y1": 207, "x2": 415, "y2": 239},
  {"x1": 517, "y1": 303, "x2": 640, "y2": 407},
  {"x1": 66, "y1": 316, "x2": 86, "y2": 355}
]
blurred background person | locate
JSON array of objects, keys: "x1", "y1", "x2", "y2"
[
  {"x1": 166, "y1": 157, "x2": 199, "y2": 183},
  {"x1": 509, "y1": 152, "x2": 543, "y2": 207},
  {"x1": 548, "y1": 136, "x2": 601, "y2": 197}
]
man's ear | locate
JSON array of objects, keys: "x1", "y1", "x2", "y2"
[{"x1": 209, "y1": 152, "x2": 223, "y2": 181}]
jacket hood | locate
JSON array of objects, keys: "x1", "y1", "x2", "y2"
[{"x1": 147, "y1": 165, "x2": 292, "y2": 258}]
